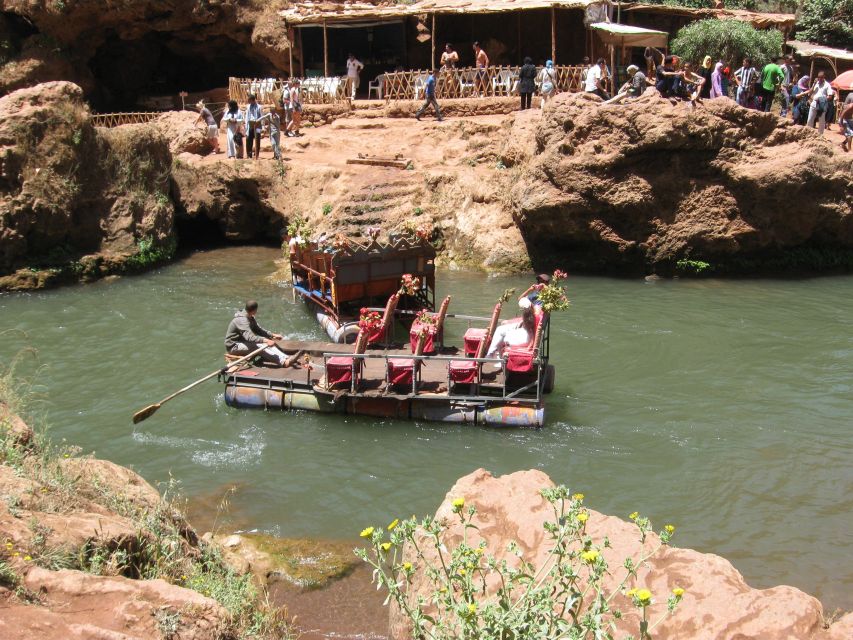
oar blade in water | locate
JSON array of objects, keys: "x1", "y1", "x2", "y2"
[{"x1": 132, "y1": 403, "x2": 160, "y2": 424}]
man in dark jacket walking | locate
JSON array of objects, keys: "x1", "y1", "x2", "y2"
[{"x1": 224, "y1": 300, "x2": 287, "y2": 365}]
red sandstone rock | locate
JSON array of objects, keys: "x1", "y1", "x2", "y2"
[
  {"x1": 0, "y1": 567, "x2": 228, "y2": 640},
  {"x1": 509, "y1": 92, "x2": 853, "y2": 273},
  {"x1": 389, "y1": 469, "x2": 850, "y2": 640}
]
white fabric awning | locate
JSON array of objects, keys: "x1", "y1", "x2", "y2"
[
  {"x1": 787, "y1": 40, "x2": 853, "y2": 63},
  {"x1": 589, "y1": 22, "x2": 667, "y2": 48}
]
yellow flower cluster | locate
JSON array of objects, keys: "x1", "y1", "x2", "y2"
[
  {"x1": 360, "y1": 527, "x2": 375, "y2": 538},
  {"x1": 580, "y1": 550, "x2": 599, "y2": 563},
  {"x1": 387, "y1": 519, "x2": 399, "y2": 531},
  {"x1": 402, "y1": 562, "x2": 413, "y2": 571},
  {"x1": 664, "y1": 524, "x2": 676, "y2": 534},
  {"x1": 636, "y1": 588, "x2": 652, "y2": 605},
  {"x1": 577, "y1": 512, "x2": 589, "y2": 523},
  {"x1": 672, "y1": 587, "x2": 685, "y2": 597},
  {"x1": 451, "y1": 497, "x2": 465, "y2": 512},
  {"x1": 629, "y1": 511, "x2": 639, "y2": 520},
  {"x1": 467, "y1": 603, "x2": 477, "y2": 614},
  {"x1": 380, "y1": 542, "x2": 392, "y2": 552},
  {"x1": 572, "y1": 493, "x2": 585, "y2": 502}
]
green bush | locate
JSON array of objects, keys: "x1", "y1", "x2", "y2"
[
  {"x1": 356, "y1": 490, "x2": 684, "y2": 639},
  {"x1": 794, "y1": 0, "x2": 853, "y2": 48},
  {"x1": 671, "y1": 19, "x2": 783, "y2": 67}
]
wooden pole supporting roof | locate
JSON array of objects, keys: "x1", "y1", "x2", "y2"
[
  {"x1": 323, "y1": 19, "x2": 329, "y2": 76},
  {"x1": 551, "y1": 7, "x2": 556, "y2": 63},
  {"x1": 431, "y1": 13, "x2": 436, "y2": 69}
]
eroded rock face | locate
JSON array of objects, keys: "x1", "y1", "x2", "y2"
[
  {"x1": 0, "y1": 81, "x2": 174, "y2": 287},
  {"x1": 389, "y1": 468, "x2": 853, "y2": 640},
  {"x1": 0, "y1": 1, "x2": 291, "y2": 108},
  {"x1": 508, "y1": 92, "x2": 853, "y2": 273}
]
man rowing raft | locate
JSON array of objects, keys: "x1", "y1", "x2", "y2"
[{"x1": 225, "y1": 300, "x2": 288, "y2": 366}]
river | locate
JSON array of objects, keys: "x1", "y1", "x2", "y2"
[{"x1": 1, "y1": 247, "x2": 851, "y2": 619}]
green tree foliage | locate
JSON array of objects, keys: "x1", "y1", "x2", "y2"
[
  {"x1": 794, "y1": 0, "x2": 853, "y2": 48},
  {"x1": 671, "y1": 19, "x2": 784, "y2": 66}
]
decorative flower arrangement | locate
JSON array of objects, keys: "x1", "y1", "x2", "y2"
[
  {"x1": 536, "y1": 269, "x2": 571, "y2": 313},
  {"x1": 415, "y1": 224, "x2": 433, "y2": 242},
  {"x1": 358, "y1": 308, "x2": 382, "y2": 332},
  {"x1": 366, "y1": 226, "x2": 381, "y2": 240},
  {"x1": 414, "y1": 309, "x2": 438, "y2": 336},
  {"x1": 332, "y1": 234, "x2": 349, "y2": 251},
  {"x1": 399, "y1": 274, "x2": 421, "y2": 296}
]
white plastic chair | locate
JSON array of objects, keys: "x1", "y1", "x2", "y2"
[
  {"x1": 413, "y1": 73, "x2": 429, "y2": 100},
  {"x1": 368, "y1": 76, "x2": 383, "y2": 99},
  {"x1": 459, "y1": 70, "x2": 476, "y2": 97},
  {"x1": 491, "y1": 69, "x2": 513, "y2": 96}
]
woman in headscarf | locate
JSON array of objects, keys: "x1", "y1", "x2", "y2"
[
  {"x1": 221, "y1": 100, "x2": 243, "y2": 159},
  {"x1": 538, "y1": 59, "x2": 557, "y2": 110},
  {"x1": 710, "y1": 61, "x2": 725, "y2": 98},
  {"x1": 699, "y1": 55, "x2": 713, "y2": 99},
  {"x1": 791, "y1": 75, "x2": 810, "y2": 125},
  {"x1": 518, "y1": 56, "x2": 537, "y2": 111}
]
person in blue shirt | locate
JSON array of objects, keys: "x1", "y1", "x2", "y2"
[
  {"x1": 415, "y1": 69, "x2": 443, "y2": 122},
  {"x1": 243, "y1": 93, "x2": 263, "y2": 160}
]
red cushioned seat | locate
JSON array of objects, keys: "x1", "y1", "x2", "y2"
[
  {"x1": 326, "y1": 356, "x2": 360, "y2": 385},
  {"x1": 463, "y1": 327, "x2": 487, "y2": 357},
  {"x1": 448, "y1": 360, "x2": 478, "y2": 384},
  {"x1": 387, "y1": 358, "x2": 416, "y2": 386}
]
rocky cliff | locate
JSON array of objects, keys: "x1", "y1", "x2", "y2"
[
  {"x1": 0, "y1": 1, "x2": 291, "y2": 109},
  {"x1": 0, "y1": 402, "x2": 292, "y2": 640},
  {"x1": 506, "y1": 91, "x2": 853, "y2": 274},
  {"x1": 0, "y1": 81, "x2": 175, "y2": 290},
  {"x1": 389, "y1": 468, "x2": 853, "y2": 640}
]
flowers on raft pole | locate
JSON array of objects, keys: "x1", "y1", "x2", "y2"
[
  {"x1": 414, "y1": 309, "x2": 439, "y2": 336},
  {"x1": 358, "y1": 308, "x2": 382, "y2": 332},
  {"x1": 537, "y1": 269, "x2": 571, "y2": 313},
  {"x1": 399, "y1": 273, "x2": 421, "y2": 296}
]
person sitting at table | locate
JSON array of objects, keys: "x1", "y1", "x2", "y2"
[{"x1": 486, "y1": 300, "x2": 536, "y2": 363}]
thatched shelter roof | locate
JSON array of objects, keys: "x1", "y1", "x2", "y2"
[{"x1": 623, "y1": 4, "x2": 795, "y2": 30}]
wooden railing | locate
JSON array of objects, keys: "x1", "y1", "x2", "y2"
[
  {"x1": 91, "y1": 112, "x2": 162, "y2": 128},
  {"x1": 228, "y1": 77, "x2": 349, "y2": 105},
  {"x1": 381, "y1": 65, "x2": 587, "y2": 101}
]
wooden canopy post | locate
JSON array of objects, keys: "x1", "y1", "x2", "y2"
[
  {"x1": 551, "y1": 7, "x2": 556, "y2": 63},
  {"x1": 288, "y1": 25, "x2": 294, "y2": 78},
  {"x1": 298, "y1": 27, "x2": 305, "y2": 76},
  {"x1": 431, "y1": 13, "x2": 436, "y2": 68},
  {"x1": 323, "y1": 19, "x2": 329, "y2": 77},
  {"x1": 610, "y1": 44, "x2": 616, "y2": 94},
  {"x1": 517, "y1": 12, "x2": 521, "y2": 63}
]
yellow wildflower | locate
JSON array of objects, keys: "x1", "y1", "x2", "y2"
[
  {"x1": 387, "y1": 519, "x2": 399, "y2": 531},
  {"x1": 458, "y1": 568, "x2": 467, "y2": 576},
  {"x1": 572, "y1": 493, "x2": 585, "y2": 502},
  {"x1": 23, "y1": 555, "x2": 32, "y2": 561},
  {"x1": 467, "y1": 603, "x2": 477, "y2": 615},
  {"x1": 359, "y1": 527, "x2": 375, "y2": 538},
  {"x1": 664, "y1": 524, "x2": 676, "y2": 534},
  {"x1": 63, "y1": 453, "x2": 70, "y2": 458},
  {"x1": 12, "y1": 552, "x2": 19, "y2": 557},
  {"x1": 40, "y1": 488, "x2": 47, "y2": 493},
  {"x1": 180, "y1": 575, "x2": 187, "y2": 581},
  {"x1": 626, "y1": 588, "x2": 637, "y2": 598},
  {"x1": 629, "y1": 511, "x2": 639, "y2": 520},
  {"x1": 380, "y1": 542, "x2": 392, "y2": 552},
  {"x1": 4, "y1": 542, "x2": 12, "y2": 549},
  {"x1": 636, "y1": 588, "x2": 652, "y2": 605},
  {"x1": 474, "y1": 547, "x2": 484, "y2": 556},
  {"x1": 580, "y1": 550, "x2": 599, "y2": 563},
  {"x1": 672, "y1": 587, "x2": 685, "y2": 597},
  {"x1": 577, "y1": 512, "x2": 589, "y2": 523},
  {"x1": 451, "y1": 497, "x2": 465, "y2": 511},
  {"x1": 402, "y1": 562, "x2": 413, "y2": 571}
]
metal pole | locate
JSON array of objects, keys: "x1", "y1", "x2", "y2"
[
  {"x1": 617, "y1": 0, "x2": 621, "y2": 24},
  {"x1": 323, "y1": 19, "x2": 329, "y2": 77}
]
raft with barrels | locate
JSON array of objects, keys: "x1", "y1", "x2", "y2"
[{"x1": 222, "y1": 291, "x2": 554, "y2": 428}]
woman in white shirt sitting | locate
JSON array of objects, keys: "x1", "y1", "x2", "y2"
[{"x1": 486, "y1": 300, "x2": 537, "y2": 362}]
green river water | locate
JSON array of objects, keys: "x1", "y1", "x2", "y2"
[{"x1": 1, "y1": 247, "x2": 851, "y2": 613}]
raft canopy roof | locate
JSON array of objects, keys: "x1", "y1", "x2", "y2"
[
  {"x1": 622, "y1": 3, "x2": 796, "y2": 30},
  {"x1": 280, "y1": 0, "x2": 611, "y2": 26},
  {"x1": 786, "y1": 40, "x2": 853, "y2": 63},
  {"x1": 589, "y1": 22, "x2": 667, "y2": 48}
]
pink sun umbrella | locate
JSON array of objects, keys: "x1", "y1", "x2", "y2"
[{"x1": 830, "y1": 70, "x2": 853, "y2": 91}]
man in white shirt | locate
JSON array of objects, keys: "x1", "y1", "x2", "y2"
[
  {"x1": 243, "y1": 93, "x2": 263, "y2": 160},
  {"x1": 346, "y1": 53, "x2": 364, "y2": 100},
  {"x1": 584, "y1": 58, "x2": 610, "y2": 100},
  {"x1": 804, "y1": 71, "x2": 835, "y2": 134}
]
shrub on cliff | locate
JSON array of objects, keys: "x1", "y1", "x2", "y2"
[
  {"x1": 357, "y1": 491, "x2": 683, "y2": 639},
  {"x1": 793, "y1": 0, "x2": 853, "y2": 48},
  {"x1": 671, "y1": 19, "x2": 783, "y2": 66}
]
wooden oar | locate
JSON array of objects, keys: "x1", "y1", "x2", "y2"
[{"x1": 132, "y1": 345, "x2": 268, "y2": 424}]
